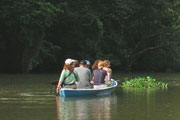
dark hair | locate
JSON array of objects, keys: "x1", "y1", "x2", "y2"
[
  {"x1": 80, "y1": 60, "x2": 87, "y2": 65},
  {"x1": 72, "y1": 60, "x2": 79, "y2": 67}
]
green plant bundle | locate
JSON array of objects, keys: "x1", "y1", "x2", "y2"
[{"x1": 122, "y1": 76, "x2": 168, "y2": 88}]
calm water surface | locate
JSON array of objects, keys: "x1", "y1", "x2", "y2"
[{"x1": 0, "y1": 73, "x2": 180, "y2": 120}]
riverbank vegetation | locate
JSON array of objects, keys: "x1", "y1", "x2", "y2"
[
  {"x1": 0, "y1": 0, "x2": 180, "y2": 73},
  {"x1": 122, "y1": 76, "x2": 168, "y2": 88}
]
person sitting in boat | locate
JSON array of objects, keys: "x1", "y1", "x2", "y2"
[
  {"x1": 90, "y1": 61, "x2": 108, "y2": 89},
  {"x1": 103, "y1": 60, "x2": 112, "y2": 82},
  {"x1": 74, "y1": 60, "x2": 92, "y2": 89},
  {"x1": 56, "y1": 58, "x2": 78, "y2": 93}
]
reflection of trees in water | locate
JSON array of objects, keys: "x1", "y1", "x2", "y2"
[
  {"x1": 122, "y1": 87, "x2": 169, "y2": 104},
  {"x1": 122, "y1": 88, "x2": 158, "y2": 106},
  {"x1": 120, "y1": 88, "x2": 173, "y2": 120},
  {"x1": 56, "y1": 95, "x2": 117, "y2": 120}
]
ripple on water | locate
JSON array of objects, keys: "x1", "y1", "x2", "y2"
[{"x1": 0, "y1": 92, "x2": 55, "y2": 104}]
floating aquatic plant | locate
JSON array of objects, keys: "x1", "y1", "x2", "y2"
[{"x1": 122, "y1": 76, "x2": 168, "y2": 88}]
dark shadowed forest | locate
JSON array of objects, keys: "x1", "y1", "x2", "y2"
[{"x1": 0, "y1": 0, "x2": 180, "y2": 73}]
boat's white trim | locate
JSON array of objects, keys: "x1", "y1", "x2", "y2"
[{"x1": 60, "y1": 81, "x2": 118, "y2": 91}]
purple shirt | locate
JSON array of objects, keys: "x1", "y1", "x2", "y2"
[{"x1": 92, "y1": 69, "x2": 107, "y2": 84}]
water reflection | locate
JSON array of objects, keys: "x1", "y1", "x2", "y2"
[
  {"x1": 122, "y1": 87, "x2": 168, "y2": 95},
  {"x1": 120, "y1": 87, "x2": 176, "y2": 120},
  {"x1": 122, "y1": 88, "x2": 165, "y2": 105},
  {"x1": 0, "y1": 73, "x2": 180, "y2": 120},
  {"x1": 56, "y1": 95, "x2": 117, "y2": 120}
]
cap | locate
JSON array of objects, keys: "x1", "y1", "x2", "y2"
[
  {"x1": 65, "y1": 58, "x2": 73, "y2": 65},
  {"x1": 80, "y1": 60, "x2": 87, "y2": 65},
  {"x1": 85, "y1": 60, "x2": 90, "y2": 65}
]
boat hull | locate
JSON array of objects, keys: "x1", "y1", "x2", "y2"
[{"x1": 59, "y1": 81, "x2": 118, "y2": 97}]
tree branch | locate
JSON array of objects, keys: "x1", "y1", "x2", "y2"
[{"x1": 132, "y1": 45, "x2": 164, "y2": 58}]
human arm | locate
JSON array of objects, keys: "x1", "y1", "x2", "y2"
[
  {"x1": 88, "y1": 69, "x2": 92, "y2": 82},
  {"x1": 104, "y1": 75, "x2": 108, "y2": 84},
  {"x1": 56, "y1": 81, "x2": 62, "y2": 94},
  {"x1": 109, "y1": 69, "x2": 112, "y2": 80},
  {"x1": 90, "y1": 76, "x2": 94, "y2": 84},
  {"x1": 90, "y1": 70, "x2": 94, "y2": 84},
  {"x1": 104, "y1": 70, "x2": 108, "y2": 84},
  {"x1": 56, "y1": 70, "x2": 66, "y2": 94}
]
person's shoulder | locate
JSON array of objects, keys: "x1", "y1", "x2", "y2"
[
  {"x1": 65, "y1": 69, "x2": 70, "y2": 73},
  {"x1": 104, "y1": 67, "x2": 112, "y2": 72},
  {"x1": 93, "y1": 68, "x2": 98, "y2": 72},
  {"x1": 74, "y1": 67, "x2": 80, "y2": 71},
  {"x1": 79, "y1": 67, "x2": 90, "y2": 72},
  {"x1": 84, "y1": 68, "x2": 91, "y2": 72},
  {"x1": 62, "y1": 69, "x2": 69, "y2": 75},
  {"x1": 101, "y1": 69, "x2": 108, "y2": 74},
  {"x1": 107, "y1": 68, "x2": 112, "y2": 72},
  {"x1": 61, "y1": 69, "x2": 66, "y2": 73},
  {"x1": 103, "y1": 67, "x2": 107, "y2": 70},
  {"x1": 103, "y1": 67, "x2": 110, "y2": 70},
  {"x1": 83, "y1": 67, "x2": 89, "y2": 70}
]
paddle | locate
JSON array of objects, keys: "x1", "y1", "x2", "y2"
[
  {"x1": 51, "y1": 80, "x2": 59, "y2": 85},
  {"x1": 51, "y1": 80, "x2": 59, "y2": 95}
]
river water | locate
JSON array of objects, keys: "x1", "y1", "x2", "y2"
[{"x1": 0, "y1": 73, "x2": 180, "y2": 120}]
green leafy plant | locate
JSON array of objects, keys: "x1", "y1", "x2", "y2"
[{"x1": 122, "y1": 76, "x2": 168, "y2": 88}]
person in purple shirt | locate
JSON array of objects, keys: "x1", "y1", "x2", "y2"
[{"x1": 91, "y1": 61, "x2": 108, "y2": 89}]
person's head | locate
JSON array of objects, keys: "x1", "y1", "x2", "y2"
[
  {"x1": 98, "y1": 61, "x2": 104, "y2": 69},
  {"x1": 72, "y1": 59, "x2": 79, "y2": 67},
  {"x1": 85, "y1": 60, "x2": 90, "y2": 68},
  {"x1": 79, "y1": 60, "x2": 86, "y2": 67},
  {"x1": 63, "y1": 58, "x2": 74, "y2": 72},
  {"x1": 103, "y1": 60, "x2": 111, "y2": 68},
  {"x1": 92, "y1": 59, "x2": 100, "y2": 70}
]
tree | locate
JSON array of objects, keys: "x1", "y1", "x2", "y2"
[{"x1": 0, "y1": 0, "x2": 63, "y2": 73}]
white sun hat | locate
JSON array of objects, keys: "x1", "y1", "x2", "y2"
[{"x1": 65, "y1": 58, "x2": 73, "y2": 65}]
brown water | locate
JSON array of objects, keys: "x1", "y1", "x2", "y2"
[{"x1": 0, "y1": 73, "x2": 180, "y2": 120}]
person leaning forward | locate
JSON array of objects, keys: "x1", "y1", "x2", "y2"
[{"x1": 56, "y1": 58, "x2": 78, "y2": 94}]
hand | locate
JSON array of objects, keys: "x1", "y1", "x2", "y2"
[
  {"x1": 56, "y1": 87, "x2": 61, "y2": 94},
  {"x1": 90, "y1": 81, "x2": 94, "y2": 84}
]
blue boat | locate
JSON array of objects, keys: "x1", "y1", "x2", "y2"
[{"x1": 58, "y1": 81, "x2": 118, "y2": 97}]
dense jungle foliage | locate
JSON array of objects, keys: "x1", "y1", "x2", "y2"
[{"x1": 0, "y1": 0, "x2": 180, "y2": 73}]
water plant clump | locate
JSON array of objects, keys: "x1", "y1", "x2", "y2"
[{"x1": 122, "y1": 76, "x2": 168, "y2": 88}]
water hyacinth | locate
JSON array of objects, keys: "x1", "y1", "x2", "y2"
[{"x1": 122, "y1": 76, "x2": 168, "y2": 88}]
